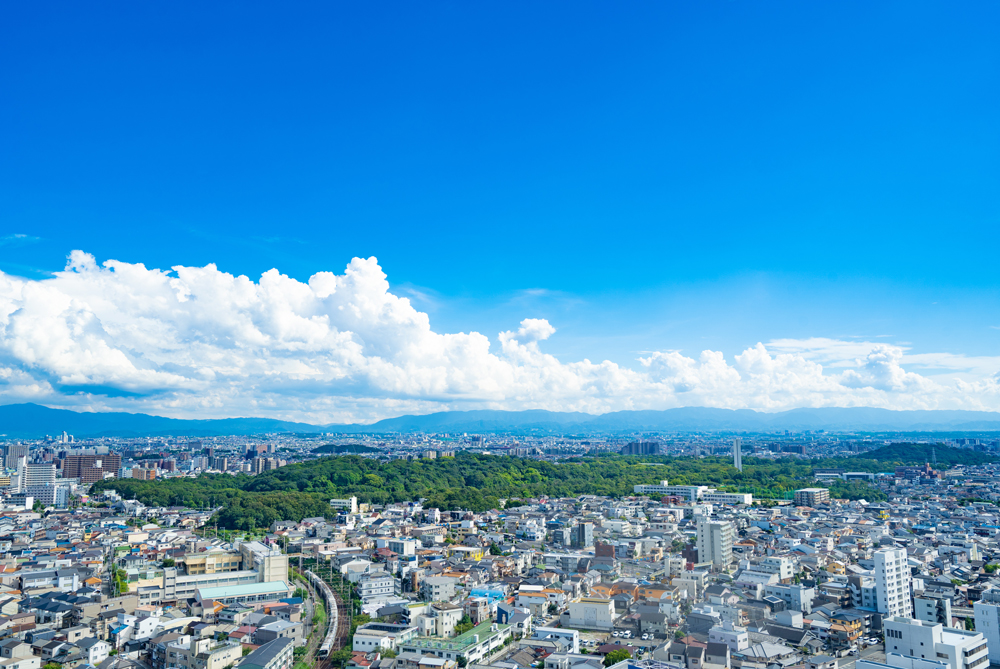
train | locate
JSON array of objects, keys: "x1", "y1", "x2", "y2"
[{"x1": 306, "y1": 569, "x2": 341, "y2": 659}]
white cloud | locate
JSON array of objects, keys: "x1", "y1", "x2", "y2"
[
  {"x1": 0, "y1": 252, "x2": 997, "y2": 422},
  {"x1": 0, "y1": 234, "x2": 41, "y2": 248}
]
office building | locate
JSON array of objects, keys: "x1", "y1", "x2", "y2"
[
  {"x1": 732, "y1": 438, "x2": 742, "y2": 472},
  {"x1": 875, "y1": 548, "x2": 913, "y2": 618},
  {"x1": 794, "y1": 488, "x2": 830, "y2": 507}
]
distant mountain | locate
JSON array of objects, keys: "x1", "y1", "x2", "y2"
[
  {"x1": 1, "y1": 403, "x2": 1000, "y2": 439},
  {"x1": 0, "y1": 404, "x2": 325, "y2": 438},
  {"x1": 334, "y1": 406, "x2": 1000, "y2": 434}
]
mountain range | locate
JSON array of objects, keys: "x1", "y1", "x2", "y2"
[{"x1": 1, "y1": 403, "x2": 1000, "y2": 438}]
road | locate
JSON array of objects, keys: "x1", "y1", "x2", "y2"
[{"x1": 838, "y1": 643, "x2": 885, "y2": 669}]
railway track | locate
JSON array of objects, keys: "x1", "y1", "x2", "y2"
[{"x1": 306, "y1": 568, "x2": 353, "y2": 666}]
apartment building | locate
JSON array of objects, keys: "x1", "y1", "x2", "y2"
[
  {"x1": 794, "y1": 488, "x2": 830, "y2": 507},
  {"x1": 165, "y1": 637, "x2": 243, "y2": 669},
  {"x1": 237, "y1": 638, "x2": 294, "y2": 669},
  {"x1": 420, "y1": 576, "x2": 457, "y2": 602},
  {"x1": 973, "y1": 593, "x2": 1000, "y2": 666},
  {"x1": 882, "y1": 617, "x2": 987, "y2": 669},
  {"x1": 875, "y1": 548, "x2": 913, "y2": 618},
  {"x1": 561, "y1": 598, "x2": 615, "y2": 631},
  {"x1": 358, "y1": 572, "x2": 396, "y2": 603},
  {"x1": 696, "y1": 516, "x2": 734, "y2": 569}
]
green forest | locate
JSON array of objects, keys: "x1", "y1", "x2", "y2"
[{"x1": 86, "y1": 442, "x2": 983, "y2": 529}]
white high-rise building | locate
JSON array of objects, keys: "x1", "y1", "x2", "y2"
[
  {"x1": 732, "y1": 438, "x2": 742, "y2": 472},
  {"x1": 874, "y1": 547, "x2": 913, "y2": 618},
  {"x1": 973, "y1": 592, "x2": 1000, "y2": 666},
  {"x1": 696, "y1": 514, "x2": 734, "y2": 569}
]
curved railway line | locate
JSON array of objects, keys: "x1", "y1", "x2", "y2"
[{"x1": 306, "y1": 569, "x2": 350, "y2": 661}]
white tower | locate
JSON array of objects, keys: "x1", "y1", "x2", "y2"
[{"x1": 733, "y1": 438, "x2": 742, "y2": 472}]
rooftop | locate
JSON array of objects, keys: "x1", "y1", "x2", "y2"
[
  {"x1": 405, "y1": 621, "x2": 509, "y2": 652},
  {"x1": 196, "y1": 581, "x2": 289, "y2": 599}
]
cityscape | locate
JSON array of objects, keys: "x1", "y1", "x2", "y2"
[
  {"x1": 0, "y1": 423, "x2": 1000, "y2": 669},
  {"x1": 2, "y1": 7, "x2": 1000, "y2": 669}
]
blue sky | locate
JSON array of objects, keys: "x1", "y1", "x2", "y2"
[{"x1": 0, "y1": 2, "x2": 998, "y2": 420}]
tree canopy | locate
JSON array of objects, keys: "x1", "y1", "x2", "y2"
[{"x1": 90, "y1": 447, "x2": 920, "y2": 528}]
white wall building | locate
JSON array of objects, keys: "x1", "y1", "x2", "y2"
[
  {"x1": 696, "y1": 515, "x2": 734, "y2": 568},
  {"x1": 708, "y1": 620, "x2": 750, "y2": 652},
  {"x1": 562, "y1": 598, "x2": 615, "y2": 631},
  {"x1": 875, "y1": 548, "x2": 913, "y2": 618},
  {"x1": 973, "y1": 594, "x2": 1000, "y2": 666},
  {"x1": 882, "y1": 617, "x2": 987, "y2": 669}
]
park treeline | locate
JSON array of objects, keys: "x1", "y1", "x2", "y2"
[{"x1": 89, "y1": 443, "x2": 987, "y2": 530}]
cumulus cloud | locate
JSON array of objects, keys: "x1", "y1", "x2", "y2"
[{"x1": 0, "y1": 252, "x2": 997, "y2": 422}]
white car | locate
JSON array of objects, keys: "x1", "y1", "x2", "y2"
[
  {"x1": 613, "y1": 631, "x2": 620, "y2": 637},
  {"x1": 642, "y1": 634, "x2": 649, "y2": 640}
]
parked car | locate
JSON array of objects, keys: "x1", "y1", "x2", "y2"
[
  {"x1": 642, "y1": 634, "x2": 649, "y2": 640},
  {"x1": 613, "y1": 631, "x2": 620, "y2": 637}
]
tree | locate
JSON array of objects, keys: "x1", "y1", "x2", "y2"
[
  {"x1": 162, "y1": 557, "x2": 175, "y2": 567},
  {"x1": 454, "y1": 614, "x2": 475, "y2": 636},
  {"x1": 457, "y1": 658, "x2": 467, "y2": 668},
  {"x1": 603, "y1": 650, "x2": 632, "y2": 667},
  {"x1": 45, "y1": 663, "x2": 61, "y2": 669},
  {"x1": 489, "y1": 543, "x2": 503, "y2": 556},
  {"x1": 329, "y1": 650, "x2": 353, "y2": 668},
  {"x1": 548, "y1": 603, "x2": 558, "y2": 615},
  {"x1": 674, "y1": 630, "x2": 685, "y2": 641}
]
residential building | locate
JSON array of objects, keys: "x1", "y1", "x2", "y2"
[
  {"x1": 330, "y1": 497, "x2": 359, "y2": 514},
  {"x1": 238, "y1": 638, "x2": 294, "y2": 669},
  {"x1": 973, "y1": 594, "x2": 1000, "y2": 666},
  {"x1": 882, "y1": 617, "x2": 987, "y2": 669},
  {"x1": 399, "y1": 621, "x2": 512, "y2": 665},
  {"x1": 875, "y1": 548, "x2": 913, "y2": 618},
  {"x1": 165, "y1": 637, "x2": 243, "y2": 669},
  {"x1": 915, "y1": 596, "x2": 952, "y2": 626},
  {"x1": 696, "y1": 516, "x2": 734, "y2": 569},
  {"x1": 794, "y1": 488, "x2": 830, "y2": 507},
  {"x1": 561, "y1": 598, "x2": 615, "y2": 631},
  {"x1": 358, "y1": 572, "x2": 397, "y2": 603}
]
